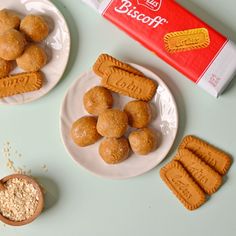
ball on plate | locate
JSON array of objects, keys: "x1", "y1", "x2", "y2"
[
  {"x1": 0, "y1": 29, "x2": 27, "y2": 60},
  {"x1": 83, "y1": 86, "x2": 113, "y2": 115},
  {"x1": 71, "y1": 116, "x2": 101, "y2": 147},
  {"x1": 99, "y1": 137, "x2": 130, "y2": 164},
  {"x1": 16, "y1": 44, "x2": 47, "y2": 71},
  {"x1": 0, "y1": 58, "x2": 12, "y2": 78},
  {"x1": 128, "y1": 128, "x2": 158, "y2": 155},
  {"x1": 0, "y1": 9, "x2": 21, "y2": 34},
  {"x1": 20, "y1": 15, "x2": 49, "y2": 42},
  {"x1": 124, "y1": 100, "x2": 152, "y2": 128},
  {"x1": 97, "y1": 109, "x2": 128, "y2": 138}
]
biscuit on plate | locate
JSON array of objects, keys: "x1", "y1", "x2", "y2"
[{"x1": 0, "y1": 58, "x2": 12, "y2": 78}]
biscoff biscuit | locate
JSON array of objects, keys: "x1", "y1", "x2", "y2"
[
  {"x1": 164, "y1": 28, "x2": 210, "y2": 53},
  {"x1": 174, "y1": 149, "x2": 222, "y2": 195},
  {"x1": 160, "y1": 160, "x2": 206, "y2": 210},
  {"x1": 101, "y1": 68, "x2": 157, "y2": 101},
  {"x1": 179, "y1": 135, "x2": 231, "y2": 175},
  {"x1": 0, "y1": 72, "x2": 43, "y2": 98},
  {"x1": 93, "y1": 53, "x2": 143, "y2": 77}
]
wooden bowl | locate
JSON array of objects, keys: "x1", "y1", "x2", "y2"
[{"x1": 0, "y1": 174, "x2": 44, "y2": 226}]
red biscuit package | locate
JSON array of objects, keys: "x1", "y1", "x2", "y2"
[{"x1": 83, "y1": 0, "x2": 236, "y2": 97}]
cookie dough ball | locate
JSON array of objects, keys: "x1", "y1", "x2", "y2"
[
  {"x1": 0, "y1": 9, "x2": 21, "y2": 34},
  {"x1": 128, "y1": 128, "x2": 158, "y2": 155},
  {"x1": 97, "y1": 109, "x2": 128, "y2": 138},
  {"x1": 0, "y1": 58, "x2": 12, "y2": 78},
  {"x1": 20, "y1": 15, "x2": 49, "y2": 42},
  {"x1": 99, "y1": 137, "x2": 130, "y2": 164},
  {"x1": 0, "y1": 29, "x2": 26, "y2": 60},
  {"x1": 124, "y1": 100, "x2": 152, "y2": 128},
  {"x1": 83, "y1": 86, "x2": 113, "y2": 115},
  {"x1": 16, "y1": 44, "x2": 47, "y2": 71},
  {"x1": 71, "y1": 116, "x2": 101, "y2": 147}
]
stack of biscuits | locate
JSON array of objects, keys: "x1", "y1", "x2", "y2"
[{"x1": 160, "y1": 135, "x2": 231, "y2": 210}]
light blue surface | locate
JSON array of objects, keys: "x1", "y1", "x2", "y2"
[{"x1": 0, "y1": 0, "x2": 236, "y2": 235}]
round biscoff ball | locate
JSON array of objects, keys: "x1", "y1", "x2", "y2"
[
  {"x1": 0, "y1": 29, "x2": 27, "y2": 60},
  {"x1": 20, "y1": 15, "x2": 49, "y2": 42},
  {"x1": 128, "y1": 128, "x2": 158, "y2": 155},
  {"x1": 0, "y1": 58, "x2": 12, "y2": 78},
  {"x1": 83, "y1": 86, "x2": 113, "y2": 115},
  {"x1": 71, "y1": 116, "x2": 101, "y2": 147},
  {"x1": 97, "y1": 109, "x2": 128, "y2": 138},
  {"x1": 99, "y1": 137, "x2": 130, "y2": 164},
  {"x1": 0, "y1": 9, "x2": 21, "y2": 34},
  {"x1": 124, "y1": 100, "x2": 152, "y2": 128},
  {"x1": 16, "y1": 44, "x2": 47, "y2": 72}
]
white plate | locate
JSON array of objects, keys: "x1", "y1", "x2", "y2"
[
  {"x1": 60, "y1": 64, "x2": 178, "y2": 179},
  {"x1": 0, "y1": 0, "x2": 70, "y2": 105}
]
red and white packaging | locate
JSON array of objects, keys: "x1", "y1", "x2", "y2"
[{"x1": 83, "y1": 0, "x2": 236, "y2": 97}]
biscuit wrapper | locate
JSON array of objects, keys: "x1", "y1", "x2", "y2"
[{"x1": 83, "y1": 0, "x2": 236, "y2": 97}]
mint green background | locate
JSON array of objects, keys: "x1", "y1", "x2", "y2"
[{"x1": 0, "y1": 0, "x2": 236, "y2": 235}]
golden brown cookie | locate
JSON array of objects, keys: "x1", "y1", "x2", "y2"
[
  {"x1": 124, "y1": 100, "x2": 152, "y2": 128},
  {"x1": 101, "y1": 68, "x2": 157, "y2": 101},
  {"x1": 0, "y1": 71, "x2": 43, "y2": 98},
  {"x1": 174, "y1": 149, "x2": 222, "y2": 195},
  {"x1": 128, "y1": 128, "x2": 158, "y2": 155},
  {"x1": 83, "y1": 86, "x2": 113, "y2": 115},
  {"x1": 93, "y1": 53, "x2": 143, "y2": 78},
  {"x1": 97, "y1": 109, "x2": 128, "y2": 138},
  {"x1": 179, "y1": 135, "x2": 231, "y2": 175},
  {"x1": 71, "y1": 116, "x2": 101, "y2": 147},
  {"x1": 20, "y1": 15, "x2": 49, "y2": 42},
  {"x1": 0, "y1": 29, "x2": 27, "y2": 60},
  {"x1": 99, "y1": 137, "x2": 130, "y2": 164},
  {"x1": 160, "y1": 160, "x2": 206, "y2": 211},
  {"x1": 16, "y1": 44, "x2": 47, "y2": 72},
  {"x1": 0, "y1": 58, "x2": 12, "y2": 78}
]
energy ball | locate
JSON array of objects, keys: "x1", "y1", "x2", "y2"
[
  {"x1": 124, "y1": 100, "x2": 152, "y2": 128},
  {"x1": 97, "y1": 109, "x2": 128, "y2": 138},
  {"x1": 71, "y1": 116, "x2": 101, "y2": 147},
  {"x1": 16, "y1": 44, "x2": 47, "y2": 72},
  {"x1": 83, "y1": 86, "x2": 113, "y2": 115},
  {"x1": 20, "y1": 15, "x2": 49, "y2": 42},
  {"x1": 0, "y1": 9, "x2": 21, "y2": 34},
  {"x1": 0, "y1": 29, "x2": 27, "y2": 60},
  {"x1": 99, "y1": 137, "x2": 130, "y2": 164},
  {"x1": 0, "y1": 58, "x2": 12, "y2": 78},
  {"x1": 128, "y1": 128, "x2": 158, "y2": 155}
]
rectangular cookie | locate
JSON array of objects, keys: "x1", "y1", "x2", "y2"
[
  {"x1": 0, "y1": 72, "x2": 43, "y2": 98},
  {"x1": 101, "y1": 68, "x2": 157, "y2": 101},
  {"x1": 160, "y1": 160, "x2": 206, "y2": 210},
  {"x1": 174, "y1": 149, "x2": 222, "y2": 195},
  {"x1": 179, "y1": 135, "x2": 231, "y2": 175},
  {"x1": 93, "y1": 53, "x2": 143, "y2": 77}
]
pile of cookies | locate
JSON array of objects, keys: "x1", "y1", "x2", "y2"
[
  {"x1": 70, "y1": 54, "x2": 159, "y2": 164},
  {"x1": 0, "y1": 9, "x2": 50, "y2": 98},
  {"x1": 160, "y1": 135, "x2": 231, "y2": 210}
]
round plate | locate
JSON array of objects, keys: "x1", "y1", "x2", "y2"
[
  {"x1": 0, "y1": 0, "x2": 70, "y2": 105},
  {"x1": 60, "y1": 64, "x2": 178, "y2": 179}
]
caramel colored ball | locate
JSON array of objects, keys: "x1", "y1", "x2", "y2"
[
  {"x1": 16, "y1": 44, "x2": 47, "y2": 72},
  {"x1": 0, "y1": 29, "x2": 26, "y2": 60},
  {"x1": 128, "y1": 128, "x2": 158, "y2": 155},
  {"x1": 20, "y1": 15, "x2": 49, "y2": 42},
  {"x1": 97, "y1": 109, "x2": 128, "y2": 138},
  {"x1": 0, "y1": 58, "x2": 12, "y2": 78},
  {"x1": 124, "y1": 100, "x2": 152, "y2": 128},
  {"x1": 71, "y1": 116, "x2": 101, "y2": 147},
  {"x1": 83, "y1": 86, "x2": 113, "y2": 115},
  {"x1": 99, "y1": 137, "x2": 130, "y2": 164}
]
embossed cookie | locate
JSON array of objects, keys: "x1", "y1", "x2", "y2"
[
  {"x1": 0, "y1": 72, "x2": 43, "y2": 98},
  {"x1": 174, "y1": 149, "x2": 222, "y2": 195},
  {"x1": 101, "y1": 68, "x2": 157, "y2": 101},
  {"x1": 93, "y1": 53, "x2": 143, "y2": 77},
  {"x1": 160, "y1": 160, "x2": 206, "y2": 210},
  {"x1": 179, "y1": 135, "x2": 231, "y2": 175}
]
